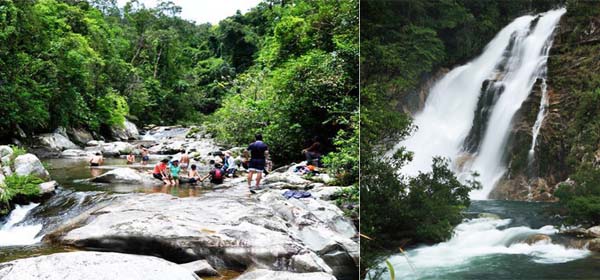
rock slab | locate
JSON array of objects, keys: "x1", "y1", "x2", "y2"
[{"x1": 0, "y1": 252, "x2": 200, "y2": 280}]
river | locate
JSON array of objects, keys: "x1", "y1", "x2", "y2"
[{"x1": 373, "y1": 200, "x2": 600, "y2": 280}]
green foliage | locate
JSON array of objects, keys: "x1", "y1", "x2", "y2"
[
  {"x1": 358, "y1": 1, "x2": 541, "y2": 276},
  {"x1": 97, "y1": 89, "x2": 129, "y2": 127},
  {"x1": 360, "y1": 152, "x2": 480, "y2": 277},
  {"x1": 8, "y1": 145, "x2": 26, "y2": 168},
  {"x1": 555, "y1": 164, "x2": 600, "y2": 226},
  {"x1": 333, "y1": 184, "x2": 359, "y2": 218},
  {"x1": 323, "y1": 114, "x2": 359, "y2": 185},
  {"x1": 0, "y1": 0, "x2": 357, "y2": 183},
  {"x1": 0, "y1": 174, "x2": 43, "y2": 215},
  {"x1": 209, "y1": 0, "x2": 358, "y2": 176}
]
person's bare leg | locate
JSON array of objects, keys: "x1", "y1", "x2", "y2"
[
  {"x1": 247, "y1": 171, "x2": 254, "y2": 188},
  {"x1": 255, "y1": 172, "x2": 263, "y2": 188}
]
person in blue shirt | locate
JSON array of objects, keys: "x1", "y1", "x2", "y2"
[{"x1": 247, "y1": 133, "x2": 268, "y2": 192}]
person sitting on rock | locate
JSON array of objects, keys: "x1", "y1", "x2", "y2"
[
  {"x1": 302, "y1": 136, "x2": 322, "y2": 166},
  {"x1": 187, "y1": 164, "x2": 201, "y2": 185},
  {"x1": 224, "y1": 151, "x2": 238, "y2": 177},
  {"x1": 153, "y1": 158, "x2": 172, "y2": 185},
  {"x1": 90, "y1": 152, "x2": 104, "y2": 167},
  {"x1": 201, "y1": 163, "x2": 224, "y2": 185},
  {"x1": 126, "y1": 152, "x2": 135, "y2": 165},
  {"x1": 169, "y1": 160, "x2": 181, "y2": 186}
]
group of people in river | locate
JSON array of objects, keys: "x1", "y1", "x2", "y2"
[{"x1": 89, "y1": 133, "x2": 322, "y2": 193}]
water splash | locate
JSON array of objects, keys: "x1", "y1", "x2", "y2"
[
  {"x1": 0, "y1": 203, "x2": 44, "y2": 246},
  {"x1": 374, "y1": 217, "x2": 589, "y2": 280}
]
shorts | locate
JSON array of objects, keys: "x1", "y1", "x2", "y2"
[
  {"x1": 153, "y1": 173, "x2": 163, "y2": 180},
  {"x1": 210, "y1": 178, "x2": 223, "y2": 184},
  {"x1": 248, "y1": 159, "x2": 265, "y2": 171},
  {"x1": 142, "y1": 156, "x2": 149, "y2": 161},
  {"x1": 90, "y1": 163, "x2": 99, "y2": 167},
  {"x1": 188, "y1": 178, "x2": 197, "y2": 184},
  {"x1": 180, "y1": 163, "x2": 188, "y2": 169}
]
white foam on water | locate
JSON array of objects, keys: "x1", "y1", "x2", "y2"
[
  {"x1": 0, "y1": 203, "x2": 44, "y2": 246},
  {"x1": 377, "y1": 218, "x2": 589, "y2": 280}
]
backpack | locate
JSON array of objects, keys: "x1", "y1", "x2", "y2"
[{"x1": 213, "y1": 169, "x2": 223, "y2": 180}]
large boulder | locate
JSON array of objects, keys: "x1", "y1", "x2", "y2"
[
  {"x1": 524, "y1": 234, "x2": 552, "y2": 245},
  {"x1": 587, "y1": 226, "x2": 600, "y2": 238},
  {"x1": 256, "y1": 191, "x2": 358, "y2": 279},
  {"x1": 236, "y1": 269, "x2": 336, "y2": 280},
  {"x1": 111, "y1": 120, "x2": 139, "y2": 141},
  {"x1": 587, "y1": 238, "x2": 600, "y2": 252},
  {"x1": 85, "y1": 141, "x2": 135, "y2": 157},
  {"x1": 0, "y1": 252, "x2": 200, "y2": 280},
  {"x1": 36, "y1": 133, "x2": 80, "y2": 151},
  {"x1": 47, "y1": 192, "x2": 336, "y2": 275},
  {"x1": 68, "y1": 128, "x2": 94, "y2": 145},
  {"x1": 13, "y1": 154, "x2": 50, "y2": 180},
  {"x1": 90, "y1": 168, "x2": 161, "y2": 186},
  {"x1": 60, "y1": 149, "x2": 95, "y2": 158},
  {"x1": 39, "y1": 180, "x2": 58, "y2": 195}
]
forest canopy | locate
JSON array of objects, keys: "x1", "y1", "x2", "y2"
[{"x1": 0, "y1": 0, "x2": 358, "y2": 179}]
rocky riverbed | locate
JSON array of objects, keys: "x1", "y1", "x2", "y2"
[{"x1": 0, "y1": 123, "x2": 358, "y2": 279}]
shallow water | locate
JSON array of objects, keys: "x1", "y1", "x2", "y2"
[
  {"x1": 0, "y1": 157, "x2": 220, "y2": 261},
  {"x1": 44, "y1": 157, "x2": 214, "y2": 196},
  {"x1": 372, "y1": 200, "x2": 600, "y2": 280}
]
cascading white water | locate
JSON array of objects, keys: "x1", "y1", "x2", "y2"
[
  {"x1": 0, "y1": 203, "x2": 44, "y2": 246},
  {"x1": 378, "y1": 217, "x2": 589, "y2": 280},
  {"x1": 529, "y1": 78, "x2": 549, "y2": 161},
  {"x1": 394, "y1": 8, "x2": 566, "y2": 199}
]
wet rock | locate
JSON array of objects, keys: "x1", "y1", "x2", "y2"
[
  {"x1": 587, "y1": 226, "x2": 600, "y2": 238},
  {"x1": 478, "y1": 213, "x2": 501, "y2": 220},
  {"x1": 36, "y1": 133, "x2": 80, "y2": 151},
  {"x1": 0, "y1": 252, "x2": 200, "y2": 280},
  {"x1": 587, "y1": 238, "x2": 600, "y2": 252},
  {"x1": 180, "y1": 260, "x2": 219, "y2": 277},
  {"x1": 560, "y1": 227, "x2": 589, "y2": 238},
  {"x1": 236, "y1": 269, "x2": 336, "y2": 280},
  {"x1": 111, "y1": 120, "x2": 139, "y2": 141},
  {"x1": 90, "y1": 168, "x2": 161, "y2": 186},
  {"x1": 524, "y1": 234, "x2": 552, "y2": 245},
  {"x1": 13, "y1": 153, "x2": 50, "y2": 180},
  {"x1": 39, "y1": 180, "x2": 58, "y2": 194}
]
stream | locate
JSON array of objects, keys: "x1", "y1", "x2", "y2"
[{"x1": 0, "y1": 157, "x2": 213, "y2": 262}]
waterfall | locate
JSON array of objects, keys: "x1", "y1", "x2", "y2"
[
  {"x1": 529, "y1": 78, "x2": 549, "y2": 162},
  {"x1": 394, "y1": 8, "x2": 566, "y2": 199},
  {"x1": 0, "y1": 203, "x2": 44, "y2": 246}
]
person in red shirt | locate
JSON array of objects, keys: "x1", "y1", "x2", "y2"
[{"x1": 152, "y1": 158, "x2": 172, "y2": 185}]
